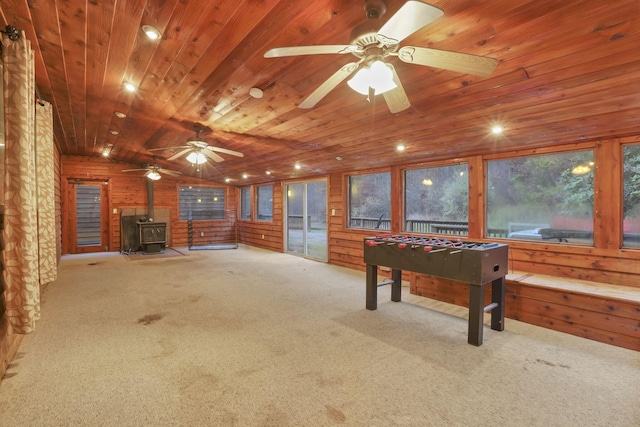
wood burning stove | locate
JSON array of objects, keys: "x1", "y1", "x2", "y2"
[{"x1": 137, "y1": 220, "x2": 167, "y2": 253}]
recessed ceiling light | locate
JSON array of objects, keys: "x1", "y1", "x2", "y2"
[
  {"x1": 491, "y1": 125, "x2": 504, "y2": 135},
  {"x1": 265, "y1": 171, "x2": 272, "y2": 175},
  {"x1": 115, "y1": 112, "x2": 126, "y2": 119},
  {"x1": 396, "y1": 144, "x2": 406, "y2": 152},
  {"x1": 249, "y1": 87, "x2": 263, "y2": 98},
  {"x1": 224, "y1": 178, "x2": 231, "y2": 183},
  {"x1": 142, "y1": 25, "x2": 161, "y2": 40},
  {"x1": 109, "y1": 130, "x2": 119, "y2": 135},
  {"x1": 242, "y1": 173, "x2": 248, "y2": 179},
  {"x1": 294, "y1": 163, "x2": 301, "y2": 170},
  {"x1": 102, "y1": 151, "x2": 109, "y2": 157},
  {"x1": 336, "y1": 156, "x2": 343, "y2": 161},
  {"x1": 124, "y1": 82, "x2": 136, "y2": 92}
]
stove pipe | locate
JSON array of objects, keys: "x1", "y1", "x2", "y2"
[{"x1": 147, "y1": 179, "x2": 154, "y2": 220}]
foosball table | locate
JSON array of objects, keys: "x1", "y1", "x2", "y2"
[{"x1": 363, "y1": 234, "x2": 509, "y2": 346}]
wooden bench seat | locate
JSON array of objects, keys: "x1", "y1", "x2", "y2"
[
  {"x1": 410, "y1": 271, "x2": 640, "y2": 352},
  {"x1": 505, "y1": 272, "x2": 640, "y2": 352}
]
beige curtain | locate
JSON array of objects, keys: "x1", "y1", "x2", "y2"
[
  {"x1": 36, "y1": 101, "x2": 57, "y2": 285},
  {"x1": 2, "y1": 31, "x2": 41, "y2": 334}
]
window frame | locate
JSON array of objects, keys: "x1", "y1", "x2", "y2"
[
  {"x1": 178, "y1": 186, "x2": 227, "y2": 221},
  {"x1": 484, "y1": 148, "x2": 595, "y2": 245},
  {"x1": 402, "y1": 162, "x2": 470, "y2": 236},
  {"x1": 239, "y1": 186, "x2": 252, "y2": 221},
  {"x1": 256, "y1": 184, "x2": 274, "y2": 222},
  {"x1": 346, "y1": 169, "x2": 392, "y2": 231},
  {"x1": 622, "y1": 142, "x2": 640, "y2": 248}
]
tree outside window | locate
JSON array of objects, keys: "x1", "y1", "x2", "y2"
[
  {"x1": 348, "y1": 172, "x2": 391, "y2": 230},
  {"x1": 486, "y1": 150, "x2": 594, "y2": 243},
  {"x1": 256, "y1": 185, "x2": 273, "y2": 222},
  {"x1": 240, "y1": 187, "x2": 251, "y2": 220},
  {"x1": 404, "y1": 164, "x2": 468, "y2": 235},
  {"x1": 623, "y1": 144, "x2": 640, "y2": 248}
]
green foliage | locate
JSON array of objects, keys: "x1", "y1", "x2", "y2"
[
  {"x1": 349, "y1": 172, "x2": 391, "y2": 219},
  {"x1": 405, "y1": 164, "x2": 468, "y2": 222},
  {"x1": 487, "y1": 151, "x2": 594, "y2": 228},
  {"x1": 623, "y1": 145, "x2": 640, "y2": 217}
]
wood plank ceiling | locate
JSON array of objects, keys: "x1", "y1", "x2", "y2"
[{"x1": 0, "y1": 0, "x2": 639, "y2": 184}]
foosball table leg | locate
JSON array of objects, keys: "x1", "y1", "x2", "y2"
[
  {"x1": 391, "y1": 269, "x2": 402, "y2": 303},
  {"x1": 366, "y1": 263, "x2": 377, "y2": 310},
  {"x1": 468, "y1": 284, "x2": 485, "y2": 346},
  {"x1": 491, "y1": 277, "x2": 506, "y2": 332}
]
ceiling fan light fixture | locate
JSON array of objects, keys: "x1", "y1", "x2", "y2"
[
  {"x1": 347, "y1": 61, "x2": 396, "y2": 96},
  {"x1": 369, "y1": 60, "x2": 396, "y2": 94},
  {"x1": 347, "y1": 68, "x2": 370, "y2": 95},
  {"x1": 145, "y1": 170, "x2": 161, "y2": 180},
  {"x1": 186, "y1": 151, "x2": 207, "y2": 164}
]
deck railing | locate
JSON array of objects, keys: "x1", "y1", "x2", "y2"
[{"x1": 348, "y1": 217, "x2": 510, "y2": 237}]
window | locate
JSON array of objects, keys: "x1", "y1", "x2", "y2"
[
  {"x1": 486, "y1": 150, "x2": 594, "y2": 244},
  {"x1": 348, "y1": 172, "x2": 391, "y2": 230},
  {"x1": 404, "y1": 164, "x2": 468, "y2": 235},
  {"x1": 179, "y1": 186, "x2": 225, "y2": 220},
  {"x1": 256, "y1": 185, "x2": 273, "y2": 221},
  {"x1": 240, "y1": 187, "x2": 251, "y2": 220},
  {"x1": 623, "y1": 144, "x2": 640, "y2": 248}
]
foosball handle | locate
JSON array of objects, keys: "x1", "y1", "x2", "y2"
[
  {"x1": 398, "y1": 243, "x2": 407, "y2": 248},
  {"x1": 365, "y1": 240, "x2": 380, "y2": 246},
  {"x1": 423, "y1": 246, "x2": 433, "y2": 252}
]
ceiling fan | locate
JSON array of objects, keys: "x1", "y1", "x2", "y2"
[
  {"x1": 122, "y1": 164, "x2": 182, "y2": 181},
  {"x1": 264, "y1": 0, "x2": 498, "y2": 113},
  {"x1": 149, "y1": 128, "x2": 244, "y2": 165}
]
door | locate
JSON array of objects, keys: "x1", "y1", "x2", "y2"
[
  {"x1": 285, "y1": 179, "x2": 327, "y2": 261},
  {"x1": 69, "y1": 180, "x2": 109, "y2": 253}
]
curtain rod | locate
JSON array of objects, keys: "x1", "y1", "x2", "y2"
[{"x1": 0, "y1": 25, "x2": 45, "y2": 106}]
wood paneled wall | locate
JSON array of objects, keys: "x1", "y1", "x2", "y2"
[
  {"x1": 61, "y1": 156, "x2": 236, "y2": 253},
  {"x1": 59, "y1": 137, "x2": 640, "y2": 351},
  {"x1": 236, "y1": 184, "x2": 284, "y2": 252}
]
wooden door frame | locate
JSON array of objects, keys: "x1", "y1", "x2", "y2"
[{"x1": 62, "y1": 178, "x2": 111, "y2": 254}]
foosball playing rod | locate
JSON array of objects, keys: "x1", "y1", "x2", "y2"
[{"x1": 484, "y1": 302, "x2": 499, "y2": 313}]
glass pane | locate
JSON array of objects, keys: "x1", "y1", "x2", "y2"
[
  {"x1": 76, "y1": 186, "x2": 101, "y2": 246},
  {"x1": 256, "y1": 185, "x2": 273, "y2": 222},
  {"x1": 306, "y1": 181, "x2": 327, "y2": 260},
  {"x1": 179, "y1": 187, "x2": 225, "y2": 220},
  {"x1": 348, "y1": 172, "x2": 391, "y2": 230},
  {"x1": 623, "y1": 144, "x2": 640, "y2": 248},
  {"x1": 486, "y1": 151, "x2": 594, "y2": 244},
  {"x1": 286, "y1": 183, "x2": 304, "y2": 254},
  {"x1": 240, "y1": 187, "x2": 251, "y2": 220},
  {"x1": 404, "y1": 164, "x2": 468, "y2": 235}
]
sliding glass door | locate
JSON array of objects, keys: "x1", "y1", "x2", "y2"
[{"x1": 285, "y1": 179, "x2": 327, "y2": 261}]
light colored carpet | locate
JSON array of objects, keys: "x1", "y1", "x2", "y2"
[{"x1": 0, "y1": 245, "x2": 638, "y2": 426}]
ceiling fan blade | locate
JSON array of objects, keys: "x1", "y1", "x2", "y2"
[
  {"x1": 398, "y1": 46, "x2": 498, "y2": 77},
  {"x1": 382, "y1": 64, "x2": 411, "y2": 114},
  {"x1": 203, "y1": 149, "x2": 225, "y2": 162},
  {"x1": 376, "y1": 1, "x2": 443, "y2": 46},
  {"x1": 121, "y1": 168, "x2": 146, "y2": 173},
  {"x1": 207, "y1": 146, "x2": 244, "y2": 157},
  {"x1": 148, "y1": 145, "x2": 190, "y2": 152},
  {"x1": 167, "y1": 148, "x2": 193, "y2": 161},
  {"x1": 158, "y1": 168, "x2": 182, "y2": 176},
  {"x1": 299, "y1": 62, "x2": 359, "y2": 109},
  {"x1": 264, "y1": 45, "x2": 357, "y2": 58}
]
